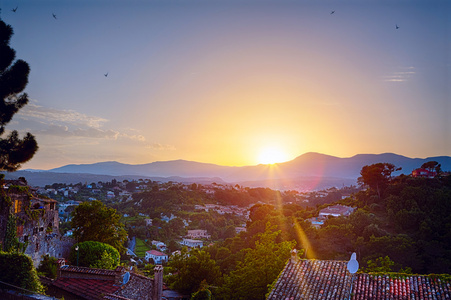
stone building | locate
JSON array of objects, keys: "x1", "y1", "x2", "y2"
[{"x1": 0, "y1": 179, "x2": 72, "y2": 266}]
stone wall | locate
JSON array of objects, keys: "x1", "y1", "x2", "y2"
[
  {"x1": 2, "y1": 193, "x2": 73, "y2": 267},
  {"x1": 14, "y1": 202, "x2": 73, "y2": 267}
]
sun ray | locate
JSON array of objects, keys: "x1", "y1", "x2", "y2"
[{"x1": 293, "y1": 218, "x2": 316, "y2": 259}]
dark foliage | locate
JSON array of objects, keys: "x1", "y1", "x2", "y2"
[
  {"x1": 0, "y1": 19, "x2": 38, "y2": 171},
  {"x1": 37, "y1": 254, "x2": 58, "y2": 279},
  {"x1": 0, "y1": 251, "x2": 44, "y2": 292},
  {"x1": 71, "y1": 200, "x2": 127, "y2": 253},
  {"x1": 68, "y1": 241, "x2": 120, "y2": 269}
]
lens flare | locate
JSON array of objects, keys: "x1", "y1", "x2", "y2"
[
  {"x1": 258, "y1": 147, "x2": 289, "y2": 165},
  {"x1": 293, "y1": 219, "x2": 316, "y2": 259}
]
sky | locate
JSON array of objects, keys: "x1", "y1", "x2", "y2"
[{"x1": 1, "y1": 0, "x2": 450, "y2": 170}]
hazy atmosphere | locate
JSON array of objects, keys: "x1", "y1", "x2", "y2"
[{"x1": 2, "y1": 0, "x2": 450, "y2": 170}]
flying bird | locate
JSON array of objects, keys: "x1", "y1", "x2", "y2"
[
  {"x1": 104, "y1": 72, "x2": 108, "y2": 77},
  {"x1": 331, "y1": 10, "x2": 335, "y2": 14},
  {"x1": 11, "y1": 6, "x2": 18, "y2": 12},
  {"x1": 52, "y1": 13, "x2": 57, "y2": 19},
  {"x1": 396, "y1": 24, "x2": 399, "y2": 29}
]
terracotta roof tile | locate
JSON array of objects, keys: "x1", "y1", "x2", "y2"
[
  {"x1": 268, "y1": 259, "x2": 451, "y2": 299},
  {"x1": 60, "y1": 265, "x2": 117, "y2": 276},
  {"x1": 52, "y1": 277, "x2": 120, "y2": 300},
  {"x1": 146, "y1": 250, "x2": 167, "y2": 256}
]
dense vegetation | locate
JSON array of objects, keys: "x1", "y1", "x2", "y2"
[
  {"x1": 3, "y1": 159, "x2": 449, "y2": 299},
  {"x1": 0, "y1": 252, "x2": 44, "y2": 293},
  {"x1": 117, "y1": 163, "x2": 450, "y2": 299},
  {"x1": 71, "y1": 200, "x2": 127, "y2": 254},
  {"x1": 68, "y1": 241, "x2": 120, "y2": 269}
]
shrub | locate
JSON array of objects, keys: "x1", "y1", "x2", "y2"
[
  {"x1": 37, "y1": 254, "x2": 58, "y2": 279},
  {"x1": 0, "y1": 251, "x2": 44, "y2": 293},
  {"x1": 68, "y1": 241, "x2": 120, "y2": 269}
]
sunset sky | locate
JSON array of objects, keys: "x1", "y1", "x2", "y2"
[{"x1": 1, "y1": 0, "x2": 450, "y2": 170}]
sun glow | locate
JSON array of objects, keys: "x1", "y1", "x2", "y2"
[{"x1": 258, "y1": 147, "x2": 290, "y2": 165}]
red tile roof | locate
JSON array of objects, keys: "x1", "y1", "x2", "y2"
[
  {"x1": 60, "y1": 265, "x2": 117, "y2": 277},
  {"x1": 268, "y1": 259, "x2": 451, "y2": 299},
  {"x1": 51, "y1": 265, "x2": 155, "y2": 300},
  {"x1": 268, "y1": 259, "x2": 353, "y2": 299},
  {"x1": 146, "y1": 250, "x2": 167, "y2": 256},
  {"x1": 353, "y1": 274, "x2": 451, "y2": 299},
  {"x1": 52, "y1": 277, "x2": 119, "y2": 300}
]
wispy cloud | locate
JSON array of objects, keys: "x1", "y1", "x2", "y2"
[
  {"x1": 19, "y1": 102, "x2": 107, "y2": 128},
  {"x1": 34, "y1": 124, "x2": 120, "y2": 139},
  {"x1": 382, "y1": 66, "x2": 416, "y2": 83},
  {"x1": 17, "y1": 101, "x2": 137, "y2": 140},
  {"x1": 146, "y1": 143, "x2": 176, "y2": 151}
]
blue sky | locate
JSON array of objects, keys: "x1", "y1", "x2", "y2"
[{"x1": 1, "y1": 0, "x2": 450, "y2": 169}]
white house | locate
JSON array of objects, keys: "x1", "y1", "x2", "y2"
[
  {"x1": 318, "y1": 205, "x2": 355, "y2": 218},
  {"x1": 151, "y1": 241, "x2": 167, "y2": 251},
  {"x1": 187, "y1": 229, "x2": 210, "y2": 239},
  {"x1": 180, "y1": 239, "x2": 203, "y2": 248},
  {"x1": 235, "y1": 227, "x2": 247, "y2": 234},
  {"x1": 145, "y1": 250, "x2": 168, "y2": 264}
]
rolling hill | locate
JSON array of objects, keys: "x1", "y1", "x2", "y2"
[{"x1": 4, "y1": 152, "x2": 451, "y2": 189}]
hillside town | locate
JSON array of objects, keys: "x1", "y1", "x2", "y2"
[{"x1": 2, "y1": 162, "x2": 450, "y2": 299}]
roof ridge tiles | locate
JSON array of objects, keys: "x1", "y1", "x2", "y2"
[{"x1": 61, "y1": 265, "x2": 117, "y2": 276}]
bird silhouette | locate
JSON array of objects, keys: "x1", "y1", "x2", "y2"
[
  {"x1": 396, "y1": 24, "x2": 399, "y2": 29},
  {"x1": 331, "y1": 10, "x2": 335, "y2": 14},
  {"x1": 11, "y1": 6, "x2": 18, "y2": 12},
  {"x1": 52, "y1": 13, "x2": 57, "y2": 19},
  {"x1": 104, "y1": 73, "x2": 108, "y2": 77}
]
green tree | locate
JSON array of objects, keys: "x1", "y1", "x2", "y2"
[
  {"x1": 0, "y1": 19, "x2": 38, "y2": 171},
  {"x1": 191, "y1": 281, "x2": 212, "y2": 300},
  {"x1": 364, "y1": 256, "x2": 394, "y2": 273},
  {"x1": 68, "y1": 241, "x2": 120, "y2": 269},
  {"x1": 219, "y1": 224, "x2": 296, "y2": 300},
  {"x1": 358, "y1": 163, "x2": 399, "y2": 199},
  {"x1": 90, "y1": 250, "x2": 117, "y2": 269},
  {"x1": 421, "y1": 161, "x2": 441, "y2": 175},
  {"x1": 167, "y1": 248, "x2": 221, "y2": 294},
  {"x1": 71, "y1": 200, "x2": 127, "y2": 253},
  {"x1": 37, "y1": 254, "x2": 58, "y2": 279},
  {"x1": 3, "y1": 214, "x2": 19, "y2": 252}
]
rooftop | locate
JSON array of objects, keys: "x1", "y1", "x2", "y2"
[
  {"x1": 268, "y1": 258, "x2": 451, "y2": 299},
  {"x1": 52, "y1": 277, "x2": 118, "y2": 300},
  {"x1": 146, "y1": 250, "x2": 167, "y2": 256},
  {"x1": 48, "y1": 263, "x2": 159, "y2": 300}
]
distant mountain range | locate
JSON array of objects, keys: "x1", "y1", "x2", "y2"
[{"x1": 4, "y1": 152, "x2": 451, "y2": 190}]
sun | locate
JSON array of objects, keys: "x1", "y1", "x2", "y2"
[{"x1": 257, "y1": 147, "x2": 289, "y2": 165}]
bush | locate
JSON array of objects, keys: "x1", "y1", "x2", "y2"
[
  {"x1": 0, "y1": 251, "x2": 44, "y2": 293},
  {"x1": 68, "y1": 241, "x2": 120, "y2": 269},
  {"x1": 37, "y1": 254, "x2": 58, "y2": 279}
]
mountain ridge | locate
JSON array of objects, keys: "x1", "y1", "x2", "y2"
[{"x1": 6, "y1": 152, "x2": 450, "y2": 188}]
